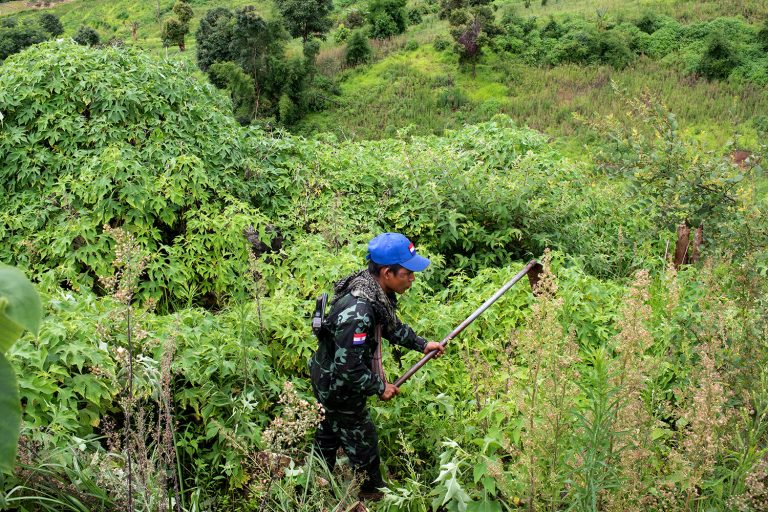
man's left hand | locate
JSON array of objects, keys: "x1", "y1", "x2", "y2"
[{"x1": 424, "y1": 341, "x2": 445, "y2": 358}]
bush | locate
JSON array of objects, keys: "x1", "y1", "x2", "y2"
[
  {"x1": 345, "y1": 30, "x2": 372, "y2": 65},
  {"x1": 73, "y1": 25, "x2": 100, "y2": 46},
  {"x1": 38, "y1": 13, "x2": 63, "y2": 37},
  {"x1": 647, "y1": 22, "x2": 682, "y2": 58},
  {"x1": 407, "y1": 7, "x2": 423, "y2": 26},
  {"x1": 599, "y1": 30, "x2": 635, "y2": 69},
  {"x1": 334, "y1": 23, "x2": 351, "y2": 43},
  {"x1": 404, "y1": 39, "x2": 418, "y2": 51},
  {"x1": 547, "y1": 28, "x2": 599, "y2": 65},
  {"x1": 433, "y1": 35, "x2": 450, "y2": 51},
  {"x1": 0, "y1": 20, "x2": 48, "y2": 60},
  {"x1": 436, "y1": 86, "x2": 468, "y2": 110},
  {"x1": 367, "y1": 0, "x2": 407, "y2": 38},
  {"x1": 635, "y1": 11, "x2": 659, "y2": 34},
  {"x1": 345, "y1": 8, "x2": 365, "y2": 28},
  {"x1": 696, "y1": 31, "x2": 739, "y2": 80},
  {"x1": 0, "y1": 41, "x2": 270, "y2": 307},
  {"x1": 612, "y1": 22, "x2": 651, "y2": 55},
  {"x1": 757, "y1": 20, "x2": 768, "y2": 51},
  {"x1": 541, "y1": 17, "x2": 563, "y2": 39}
]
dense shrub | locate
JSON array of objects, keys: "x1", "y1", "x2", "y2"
[
  {"x1": 367, "y1": 0, "x2": 407, "y2": 38},
  {"x1": 334, "y1": 23, "x2": 351, "y2": 42},
  {"x1": 38, "y1": 13, "x2": 64, "y2": 37},
  {"x1": 697, "y1": 31, "x2": 740, "y2": 80},
  {"x1": 0, "y1": 41, "x2": 268, "y2": 308},
  {"x1": 344, "y1": 8, "x2": 366, "y2": 28},
  {"x1": 73, "y1": 25, "x2": 100, "y2": 46},
  {"x1": 487, "y1": 14, "x2": 766, "y2": 82},
  {"x1": 0, "y1": 19, "x2": 48, "y2": 60},
  {"x1": 757, "y1": 19, "x2": 768, "y2": 51},
  {"x1": 345, "y1": 30, "x2": 372, "y2": 64},
  {"x1": 598, "y1": 30, "x2": 635, "y2": 69},
  {"x1": 547, "y1": 27, "x2": 599, "y2": 65},
  {"x1": 2, "y1": 37, "x2": 766, "y2": 512},
  {"x1": 540, "y1": 17, "x2": 563, "y2": 39},
  {"x1": 407, "y1": 6, "x2": 423, "y2": 25},
  {"x1": 433, "y1": 34, "x2": 450, "y2": 51},
  {"x1": 635, "y1": 11, "x2": 660, "y2": 34},
  {"x1": 369, "y1": 11, "x2": 399, "y2": 38}
]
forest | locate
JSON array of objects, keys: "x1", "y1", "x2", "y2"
[{"x1": 0, "y1": 0, "x2": 767, "y2": 510}]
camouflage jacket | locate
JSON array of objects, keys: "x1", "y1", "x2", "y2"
[{"x1": 310, "y1": 289, "x2": 427, "y2": 413}]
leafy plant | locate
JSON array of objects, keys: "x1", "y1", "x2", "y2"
[{"x1": 0, "y1": 265, "x2": 41, "y2": 474}]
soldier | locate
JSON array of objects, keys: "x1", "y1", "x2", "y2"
[{"x1": 309, "y1": 232, "x2": 445, "y2": 500}]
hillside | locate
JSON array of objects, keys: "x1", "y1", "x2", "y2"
[
  {"x1": 2, "y1": 0, "x2": 767, "y2": 150},
  {"x1": 1, "y1": 37, "x2": 767, "y2": 511}
]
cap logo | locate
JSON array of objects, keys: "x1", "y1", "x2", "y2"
[{"x1": 408, "y1": 243, "x2": 415, "y2": 256}]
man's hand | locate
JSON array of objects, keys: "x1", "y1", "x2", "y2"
[
  {"x1": 380, "y1": 383, "x2": 399, "y2": 401},
  {"x1": 424, "y1": 341, "x2": 445, "y2": 358}
]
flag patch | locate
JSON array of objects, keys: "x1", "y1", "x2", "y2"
[
  {"x1": 408, "y1": 243, "x2": 415, "y2": 255},
  {"x1": 352, "y1": 333, "x2": 367, "y2": 345}
]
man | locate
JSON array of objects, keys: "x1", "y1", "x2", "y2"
[{"x1": 309, "y1": 232, "x2": 445, "y2": 499}]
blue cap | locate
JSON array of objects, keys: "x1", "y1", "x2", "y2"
[{"x1": 367, "y1": 233, "x2": 430, "y2": 272}]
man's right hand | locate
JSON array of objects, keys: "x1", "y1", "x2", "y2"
[{"x1": 379, "y1": 383, "x2": 399, "y2": 401}]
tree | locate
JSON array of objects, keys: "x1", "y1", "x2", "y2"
[
  {"x1": 162, "y1": 18, "x2": 188, "y2": 51},
  {"x1": 345, "y1": 30, "x2": 372, "y2": 65},
  {"x1": 38, "y1": 13, "x2": 64, "y2": 37},
  {"x1": 452, "y1": 15, "x2": 484, "y2": 76},
  {"x1": 231, "y1": 6, "x2": 289, "y2": 116},
  {"x1": 162, "y1": 0, "x2": 193, "y2": 51},
  {"x1": 274, "y1": 0, "x2": 333, "y2": 42},
  {"x1": 174, "y1": 0, "x2": 194, "y2": 25},
  {"x1": 449, "y1": 6, "x2": 496, "y2": 76},
  {"x1": 195, "y1": 7, "x2": 236, "y2": 72},
  {"x1": 367, "y1": 0, "x2": 407, "y2": 39},
  {"x1": 73, "y1": 25, "x2": 100, "y2": 46}
]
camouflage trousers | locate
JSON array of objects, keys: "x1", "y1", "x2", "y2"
[{"x1": 313, "y1": 407, "x2": 385, "y2": 491}]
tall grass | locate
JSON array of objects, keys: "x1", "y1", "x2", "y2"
[
  {"x1": 299, "y1": 44, "x2": 768, "y2": 148},
  {"x1": 496, "y1": 0, "x2": 768, "y2": 24}
]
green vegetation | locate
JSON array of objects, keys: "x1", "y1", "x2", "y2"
[
  {"x1": 1, "y1": 38, "x2": 767, "y2": 511},
  {"x1": 1, "y1": 0, "x2": 768, "y2": 510},
  {"x1": 161, "y1": 0, "x2": 193, "y2": 51},
  {"x1": 0, "y1": 11, "x2": 61, "y2": 60},
  {"x1": 0, "y1": 265, "x2": 41, "y2": 474}
]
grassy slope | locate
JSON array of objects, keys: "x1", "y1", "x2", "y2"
[
  {"x1": 2, "y1": 0, "x2": 766, "y2": 151},
  {"x1": 299, "y1": 0, "x2": 768, "y2": 150},
  {"x1": 300, "y1": 37, "x2": 768, "y2": 151},
  {"x1": 0, "y1": 0, "x2": 272, "y2": 55}
]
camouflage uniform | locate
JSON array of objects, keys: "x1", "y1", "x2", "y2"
[{"x1": 310, "y1": 272, "x2": 427, "y2": 491}]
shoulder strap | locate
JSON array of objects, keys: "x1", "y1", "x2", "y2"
[{"x1": 371, "y1": 325, "x2": 387, "y2": 384}]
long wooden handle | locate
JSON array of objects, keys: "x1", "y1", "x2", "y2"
[{"x1": 393, "y1": 260, "x2": 542, "y2": 387}]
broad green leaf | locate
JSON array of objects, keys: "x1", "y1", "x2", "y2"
[
  {"x1": 0, "y1": 354, "x2": 21, "y2": 474},
  {"x1": 0, "y1": 265, "x2": 42, "y2": 353},
  {"x1": 467, "y1": 500, "x2": 502, "y2": 512}
]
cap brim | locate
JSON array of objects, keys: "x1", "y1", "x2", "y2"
[{"x1": 401, "y1": 254, "x2": 430, "y2": 272}]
